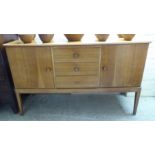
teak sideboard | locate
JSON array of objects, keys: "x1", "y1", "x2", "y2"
[{"x1": 4, "y1": 39, "x2": 150, "y2": 115}]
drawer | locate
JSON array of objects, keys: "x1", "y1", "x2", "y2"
[
  {"x1": 55, "y1": 76, "x2": 99, "y2": 88},
  {"x1": 53, "y1": 47, "x2": 101, "y2": 62},
  {"x1": 54, "y1": 62, "x2": 99, "y2": 76}
]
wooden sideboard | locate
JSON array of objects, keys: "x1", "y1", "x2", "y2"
[{"x1": 4, "y1": 39, "x2": 150, "y2": 115}]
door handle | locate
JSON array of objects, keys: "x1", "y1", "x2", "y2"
[
  {"x1": 46, "y1": 67, "x2": 52, "y2": 72},
  {"x1": 102, "y1": 66, "x2": 108, "y2": 71}
]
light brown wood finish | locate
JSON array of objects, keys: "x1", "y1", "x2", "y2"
[
  {"x1": 133, "y1": 88, "x2": 141, "y2": 115},
  {"x1": 100, "y1": 44, "x2": 149, "y2": 87},
  {"x1": 4, "y1": 40, "x2": 151, "y2": 47},
  {"x1": 16, "y1": 87, "x2": 141, "y2": 94},
  {"x1": 4, "y1": 40, "x2": 150, "y2": 115},
  {"x1": 18, "y1": 34, "x2": 35, "y2": 43},
  {"x1": 53, "y1": 46, "x2": 101, "y2": 62},
  {"x1": 64, "y1": 34, "x2": 84, "y2": 41},
  {"x1": 15, "y1": 91, "x2": 23, "y2": 114},
  {"x1": 53, "y1": 46, "x2": 101, "y2": 88},
  {"x1": 54, "y1": 62, "x2": 99, "y2": 76},
  {"x1": 55, "y1": 76, "x2": 99, "y2": 88},
  {"x1": 6, "y1": 46, "x2": 54, "y2": 88}
]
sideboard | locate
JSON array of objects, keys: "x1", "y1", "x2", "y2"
[{"x1": 4, "y1": 39, "x2": 150, "y2": 115}]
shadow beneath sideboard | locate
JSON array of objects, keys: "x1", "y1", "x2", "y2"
[{"x1": 19, "y1": 93, "x2": 134, "y2": 121}]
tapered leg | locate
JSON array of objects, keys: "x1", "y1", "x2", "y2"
[
  {"x1": 133, "y1": 88, "x2": 141, "y2": 115},
  {"x1": 15, "y1": 91, "x2": 23, "y2": 115}
]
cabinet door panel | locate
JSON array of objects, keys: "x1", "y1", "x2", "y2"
[
  {"x1": 6, "y1": 47, "x2": 54, "y2": 88},
  {"x1": 101, "y1": 44, "x2": 149, "y2": 87}
]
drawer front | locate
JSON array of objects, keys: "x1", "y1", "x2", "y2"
[
  {"x1": 55, "y1": 76, "x2": 99, "y2": 88},
  {"x1": 53, "y1": 47, "x2": 100, "y2": 62},
  {"x1": 54, "y1": 62, "x2": 99, "y2": 76}
]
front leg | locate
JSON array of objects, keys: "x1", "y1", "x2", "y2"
[
  {"x1": 15, "y1": 91, "x2": 23, "y2": 115},
  {"x1": 133, "y1": 88, "x2": 141, "y2": 115}
]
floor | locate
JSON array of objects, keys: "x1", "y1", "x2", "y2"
[{"x1": 0, "y1": 94, "x2": 155, "y2": 121}]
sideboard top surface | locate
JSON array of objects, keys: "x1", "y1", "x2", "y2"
[{"x1": 4, "y1": 37, "x2": 151, "y2": 47}]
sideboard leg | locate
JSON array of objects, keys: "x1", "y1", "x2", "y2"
[
  {"x1": 133, "y1": 88, "x2": 141, "y2": 115},
  {"x1": 15, "y1": 92, "x2": 23, "y2": 115}
]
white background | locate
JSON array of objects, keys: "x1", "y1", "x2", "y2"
[
  {"x1": 0, "y1": 0, "x2": 155, "y2": 33},
  {"x1": 0, "y1": 0, "x2": 155, "y2": 155}
]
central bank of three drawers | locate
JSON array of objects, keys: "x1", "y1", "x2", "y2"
[{"x1": 52, "y1": 46, "x2": 101, "y2": 88}]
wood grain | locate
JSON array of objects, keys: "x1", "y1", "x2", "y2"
[
  {"x1": 54, "y1": 62, "x2": 99, "y2": 76},
  {"x1": 55, "y1": 76, "x2": 99, "y2": 88},
  {"x1": 6, "y1": 46, "x2": 54, "y2": 88},
  {"x1": 15, "y1": 91, "x2": 23, "y2": 114},
  {"x1": 3, "y1": 40, "x2": 151, "y2": 47},
  {"x1": 16, "y1": 87, "x2": 141, "y2": 94},
  {"x1": 133, "y1": 87, "x2": 141, "y2": 115},
  {"x1": 53, "y1": 46, "x2": 101, "y2": 62},
  {"x1": 100, "y1": 44, "x2": 149, "y2": 87},
  {"x1": 5, "y1": 41, "x2": 150, "y2": 114}
]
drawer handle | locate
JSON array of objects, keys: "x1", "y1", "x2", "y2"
[
  {"x1": 73, "y1": 66, "x2": 80, "y2": 72},
  {"x1": 46, "y1": 67, "x2": 52, "y2": 72},
  {"x1": 73, "y1": 52, "x2": 79, "y2": 59},
  {"x1": 102, "y1": 66, "x2": 108, "y2": 71}
]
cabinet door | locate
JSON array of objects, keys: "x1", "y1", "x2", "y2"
[
  {"x1": 6, "y1": 47, "x2": 54, "y2": 89},
  {"x1": 101, "y1": 44, "x2": 149, "y2": 87}
]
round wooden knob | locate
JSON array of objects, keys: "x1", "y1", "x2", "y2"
[
  {"x1": 73, "y1": 66, "x2": 80, "y2": 72},
  {"x1": 102, "y1": 66, "x2": 108, "y2": 71},
  {"x1": 46, "y1": 67, "x2": 52, "y2": 72},
  {"x1": 73, "y1": 52, "x2": 79, "y2": 59}
]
